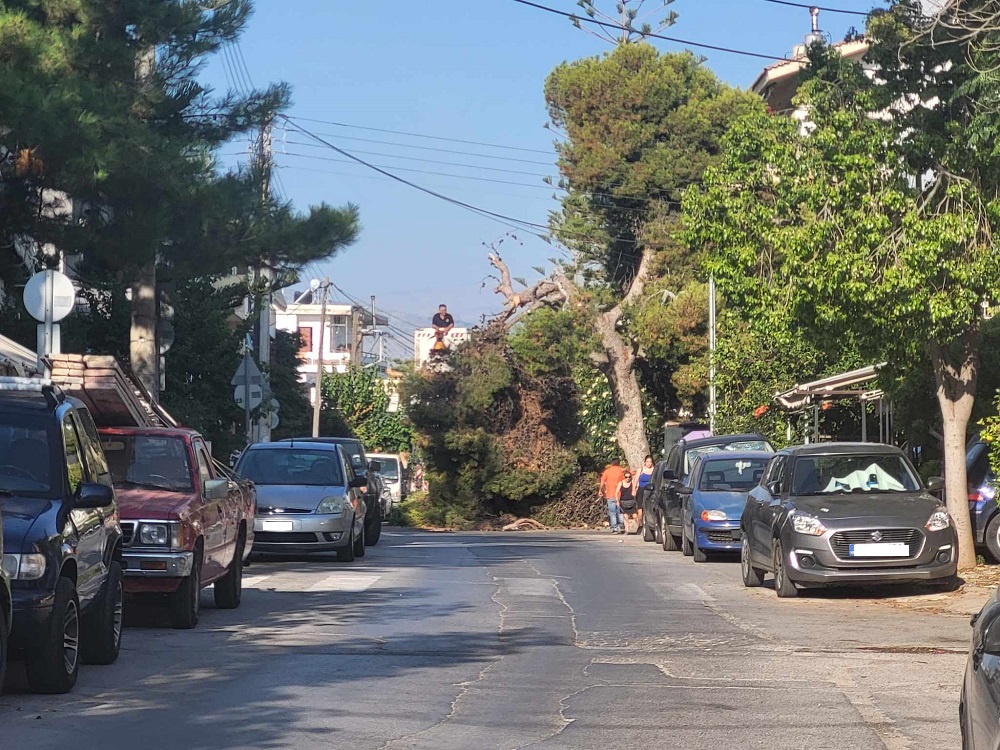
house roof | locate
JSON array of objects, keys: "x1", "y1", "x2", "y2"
[{"x1": 752, "y1": 39, "x2": 870, "y2": 112}]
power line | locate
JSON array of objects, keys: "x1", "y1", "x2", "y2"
[
  {"x1": 510, "y1": 0, "x2": 788, "y2": 61},
  {"x1": 286, "y1": 115, "x2": 553, "y2": 155},
  {"x1": 759, "y1": 0, "x2": 872, "y2": 17}
]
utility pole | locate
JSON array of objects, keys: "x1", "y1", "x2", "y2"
[
  {"x1": 311, "y1": 278, "x2": 331, "y2": 438},
  {"x1": 254, "y1": 114, "x2": 274, "y2": 441},
  {"x1": 708, "y1": 275, "x2": 717, "y2": 433},
  {"x1": 350, "y1": 306, "x2": 363, "y2": 366}
]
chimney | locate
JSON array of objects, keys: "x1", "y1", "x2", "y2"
[{"x1": 804, "y1": 7, "x2": 824, "y2": 47}]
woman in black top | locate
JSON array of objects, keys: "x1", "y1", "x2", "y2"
[{"x1": 616, "y1": 471, "x2": 639, "y2": 534}]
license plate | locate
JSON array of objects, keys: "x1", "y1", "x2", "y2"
[
  {"x1": 849, "y1": 543, "x2": 909, "y2": 557},
  {"x1": 262, "y1": 520, "x2": 294, "y2": 532}
]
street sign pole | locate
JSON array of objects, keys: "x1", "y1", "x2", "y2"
[{"x1": 243, "y1": 335, "x2": 252, "y2": 446}]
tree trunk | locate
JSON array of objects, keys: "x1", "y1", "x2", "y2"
[
  {"x1": 593, "y1": 248, "x2": 654, "y2": 470},
  {"x1": 129, "y1": 262, "x2": 158, "y2": 401},
  {"x1": 929, "y1": 334, "x2": 979, "y2": 571}
]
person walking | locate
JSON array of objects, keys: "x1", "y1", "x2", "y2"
[
  {"x1": 617, "y1": 470, "x2": 639, "y2": 533},
  {"x1": 636, "y1": 455, "x2": 654, "y2": 529},
  {"x1": 599, "y1": 459, "x2": 625, "y2": 533}
]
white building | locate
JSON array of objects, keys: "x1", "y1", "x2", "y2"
[
  {"x1": 413, "y1": 327, "x2": 470, "y2": 367},
  {"x1": 275, "y1": 289, "x2": 387, "y2": 404}
]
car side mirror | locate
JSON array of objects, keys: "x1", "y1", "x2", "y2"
[
  {"x1": 74, "y1": 482, "x2": 114, "y2": 509},
  {"x1": 349, "y1": 475, "x2": 367, "y2": 489},
  {"x1": 663, "y1": 469, "x2": 677, "y2": 481},
  {"x1": 980, "y1": 613, "x2": 1000, "y2": 657},
  {"x1": 203, "y1": 478, "x2": 229, "y2": 501},
  {"x1": 368, "y1": 460, "x2": 382, "y2": 474},
  {"x1": 676, "y1": 486, "x2": 693, "y2": 496},
  {"x1": 766, "y1": 481, "x2": 782, "y2": 496},
  {"x1": 926, "y1": 476, "x2": 945, "y2": 494}
]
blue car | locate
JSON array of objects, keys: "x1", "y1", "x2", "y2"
[{"x1": 679, "y1": 451, "x2": 774, "y2": 562}]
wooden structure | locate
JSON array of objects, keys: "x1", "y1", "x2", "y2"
[{"x1": 49, "y1": 354, "x2": 178, "y2": 428}]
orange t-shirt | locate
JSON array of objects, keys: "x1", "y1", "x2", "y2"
[{"x1": 600, "y1": 465, "x2": 625, "y2": 499}]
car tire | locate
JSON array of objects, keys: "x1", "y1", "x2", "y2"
[
  {"x1": 654, "y1": 516, "x2": 663, "y2": 544},
  {"x1": 741, "y1": 538, "x2": 765, "y2": 587},
  {"x1": 365, "y1": 514, "x2": 382, "y2": 546},
  {"x1": 338, "y1": 521, "x2": 356, "y2": 563},
  {"x1": 354, "y1": 523, "x2": 366, "y2": 558},
  {"x1": 661, "y1": 515, "x2": 679, "y2": 552},
  {"x1": 935, "y1": 573, "x2": 961, "y2": 592},
  {"x1": 0, "y1": 605, "x2": 7, "y2": 692},
  {"x1": 773, "y1": 543, "x2": 798, "y2": 598},
  {"x1": 681, "y1": 522, "x2": 693, "y2": 557},
  {"x1": 692, "y1": 530, "x2": 708, "y2": 563},
  {"x1": 214, "y1": 533, "x2": 245, "y2": 610},
  {"x1": 642, "y1": 517, "x2": 656, "y2": 542},
  {"x1": 81, "y1": 559, "x2": 124, "y2": 665},
  {"x1": 169, "y1": 550, "x2": 201, "y2": 629},
  {"x1": 985, "y1": 513, "x2": 1000, "y2": 563},
  {"x1": 25, "y1": 577, "x2": 80, "y2": 694},
  {"x1": 960, "y1": 688, "x2": 971, "y2": 750}
]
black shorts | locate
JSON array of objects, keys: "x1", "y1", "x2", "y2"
[{"x1": 619, "y1": 501, "x2": 637, "y2": 514}]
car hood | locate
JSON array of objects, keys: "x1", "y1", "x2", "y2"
[
  {"x1": 0, "y1": 494, "x2": 59, "y2": 554},
  {"x1": 255, "y1": 484, "x2": 343, "y2": 512},
  {"x1": 693, "y1": 490, "x2": 748, "y2": 520},
  {"x1": 115, "y1": 487, "x2": 193, "y2": 520},
  {"x1": 790, "y1": 492, "x2": 941, "y2": 523}
]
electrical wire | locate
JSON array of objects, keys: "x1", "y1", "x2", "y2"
[
  {"x1": 759, "y1": 0, "x2": 872, "y2": 17},
  {"x1": 510, "y1": 0, "x2": 788, "y2": 60}
]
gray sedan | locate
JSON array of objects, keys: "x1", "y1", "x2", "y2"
[
  {"x1": 740, "y1": 443, "x2": 957, "y2": 597},
  {"x1": 235, "y1": 442, "x2": 367, "y2": 562}
]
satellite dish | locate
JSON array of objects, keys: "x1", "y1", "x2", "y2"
[
  {"x1": 309, "y1": 278, "x2": 321, "y2": 292},
  {"x1": 23, "y1": 270, "x2": 76, "y2": 322}
]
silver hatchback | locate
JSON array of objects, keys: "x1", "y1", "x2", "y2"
[{"x1": 235, "y1": 441, "x2": 367, "y2": 562}]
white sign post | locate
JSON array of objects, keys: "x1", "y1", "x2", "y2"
[{"x1": 23, "y1": 270, "x2": 76, "y2": 374}]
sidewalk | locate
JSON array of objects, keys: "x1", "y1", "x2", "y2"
[{"x1": 874, "y1": 565, "x2": 1000, "y2": 618}]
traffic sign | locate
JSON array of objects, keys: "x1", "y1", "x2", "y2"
[
  {"x1": 231, "y1": 354, "x2": 265, "y2": 387},
  {"x1": 234, "y1": 384, "x2": 263, "y2": 410},
  {"x1": 24, "y1": 270, "x2": 76, "y2": 322},
  {"x1": 268, "y1": 412, "x2": 280, "y2": 430}
]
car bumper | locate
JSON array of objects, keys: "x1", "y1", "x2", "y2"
[
  {"x1": 781, "y1": 528, "x2": 958, "y2": 585},
  {"x1": 10, "y1": 586, "x2": 55, "y2": 651},
  {"x1": 693, "y1": 521, "x2": 742, "y2": 551},
  {"x1": 252, "y1": 513, "x2": 353, "y2": 552},
  {"x1": 121, "y1": 550, "x2": 194, "y2": 593}
]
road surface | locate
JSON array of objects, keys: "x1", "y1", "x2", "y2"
[{"x1": 0, "y1": 529, "x2": 972, "y2": 749}]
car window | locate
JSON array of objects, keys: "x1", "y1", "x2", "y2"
[
  {"x1": 0, "y1": 411, "x2": 57, "y2": 494},
  {"x1": 237, "y1": 448, "x2": 345, "y2": 487},
  {"x1": 665, "y1": 446, "x2": 679, "y2": 473},
  {"x1": 790, "y1": 453, "x2": 921, "y2": 495},
  {"x1": 378, "y1": 457, "x2": 400, "y2": 481},
  {"x1": 968, "y1": 442, "x2": 991, "y2": 488},
  {"x1": 194, "y1": 442, "x2": 214, "y2": 490},
  {"x1": 699, "y1": 458, "x2": 772, "y2": 492},
  {"x1": 63, "y1": 414, "x2": 88, "y2": 494},
  {"x1": 102, "y1": 434, "x2": 194, "y2": 492},
  {"x1": 75, "y1": 409, "x2": 112, "y2": 487},
  {"x1": 685, "y1": 440, "x2": 774, "y2": 475},
  {"x1": 763, "y1": 456, "x2": 786, "y2": 492}
]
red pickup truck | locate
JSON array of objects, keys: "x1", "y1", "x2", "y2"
[{"x1": 98, "y1": 427, "x2": 255, "y2": 628}]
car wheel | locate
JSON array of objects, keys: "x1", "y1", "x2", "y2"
[
  {"x1": 81, "y1": 560, "x2": 124, "y2": 665},
  {"x1": 338, "y1": 520, "x2": 356, "y2": 562},
  {"x1": 692, "y1": 529, "x2": 708, "y2": 563},
  {"x1": 642, "y1": 517, "x2": 656, "y2": 542},
  {"x1": 654, "y1": 516, "x2": 663, "y2": 544},
  {"x1": 985, "y1": 513, "x2": 1000, "y2": 563},
  {"x1": 741, "y1": 537, "x2": 765, "y2": 587},
  {"x1": 25, "y1": 577, "x2": 80, "y2": 694},
  {"x1": 960, "y1": 688, "x2": 971, "y2": 750},
  {"x1": 169, "y1": 550, "x2": 201, "y2": 629},
  {"x1": 661, "y1": 515, "x2": 679, "y2": 552},
  {"x1": 214, "y1": 532, "x2": 245, "y2": 610},
  {"x1": 0, "y1": 605, "x2": 7, "y2": 692},
  {"x1": 773, "y1": 543, "x2": 798, "y2": 598},
  {"x1": 353, "y1": 522, "x2": 366, "y2": 558},
  {"x1": 681, "y1": 521, "x2": 693, "y2": 557},
  {"x1": 364, "y1": 513, "x2": 382, "y2": 546}
]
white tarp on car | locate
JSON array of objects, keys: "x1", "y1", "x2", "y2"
[{"x1": 822, "y1": 463, "x2": 906, "y2": 493}]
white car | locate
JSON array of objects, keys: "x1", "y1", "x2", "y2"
[{"x1": 367, "y1": 453, "x2": 406, "y2": 513}]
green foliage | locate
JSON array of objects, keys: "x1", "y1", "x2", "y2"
[
  {"x1": 508, "y1": 306, "x2": 595, "y2": 378},
  {"x1": 321, "y1": 366, "x2": 412, "y2": 453},
  {"x1": 268, "y1": 330, "x2": 313, "y2": 442},
  {"x1": 574, "y1": 367, "x2": 619, "y2": 465}
]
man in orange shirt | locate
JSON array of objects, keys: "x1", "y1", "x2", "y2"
[{"x1": 599, "y1": 459, "x2": 626, "y2": 533}]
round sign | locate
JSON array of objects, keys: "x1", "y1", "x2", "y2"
[
  {"x1": 234, "y1": 385, "x2": 263, "y2": 410},
  {"x1": 158, "y1": 320, "x2": 175, "y2": 354},
  {"x1": 23, "y1": 270, "x2": 76, "y2": 322}
]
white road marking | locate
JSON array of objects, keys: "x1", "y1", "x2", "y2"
[
  {"x1": 242, "y1": 575, "x2": 272, "y2": 588},
  {"x1": 306, "y1": 574, "x2": 381, "y2": 592}
]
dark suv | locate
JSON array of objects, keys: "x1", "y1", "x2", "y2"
[
  {"x1": 0, "y1": 506, "x2": 9, "y2": 690},
  {"x1": 0, "y1": 380, "x2": 123, "y2": 693},
  {"x1": 281, "y1": 437, "x2": 382, "y2": 546}
]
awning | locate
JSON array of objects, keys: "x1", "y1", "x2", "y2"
[
  {"x1": 775, "y1": 363, "x2": 887, "y2": 411},
  {"x1": 0, "y1": 334, "x2": 39, "y2": 376}
]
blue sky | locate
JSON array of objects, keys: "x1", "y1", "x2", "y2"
[{"x1": 203, "y1": 0, "x2": 872, "y2": 353}]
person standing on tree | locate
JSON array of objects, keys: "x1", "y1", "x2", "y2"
[{"x1": 600, "y1": 459, "x2": 625, "y2": 533}]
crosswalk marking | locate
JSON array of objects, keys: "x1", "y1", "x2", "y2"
[{"x1": 307, "y1": 574, "x2": 381, "y2": 592}]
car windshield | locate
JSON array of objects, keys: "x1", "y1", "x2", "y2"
[
  {"x1": 0, "y1": 412, "x2": 57, "y2": 494},
  {"x1": 237, "y1": 449, "x2": 344, "y2": 487},
  {"x1": 698, "y1": 459, "x2": 771, "y2": 492},
  {"x1": 102, "y1": 435, "x2": 193, "y2": 492},
  {"x1": 791, "y1": 454, "x2": 921, "y2": 495},
  {"x1": 685, "y1": 440, "x2": 773, "y2": 474},
  {"x1": 378, "y1": 458, "x2": 399, "y2": 481}
]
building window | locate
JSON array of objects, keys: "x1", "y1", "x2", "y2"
[{"x1": 298, "y1": 326, "x2": 313, "y2": 354}]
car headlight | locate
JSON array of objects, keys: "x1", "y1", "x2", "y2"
[
  {"x1": 926, "y1": 509, "x2": 951, "y2": 532},
  {"x1": 790, "y1": 512, "x2": 827, "y2": 536},
  {"x1": 316, "y1": 496, "x2": 348, "y2": 515},
  {"x1": 381, "y1": 487, "x2": 393, "y2": 499},
  {"x1": 700, "y1": 509, "x2": 728, "y2": 522},
  {"x1": 139, "y1": 523, "x2": 169, "y2": 546},
  {"x1": 2, "y1": 553, "x2": 47, "y2": 580}
]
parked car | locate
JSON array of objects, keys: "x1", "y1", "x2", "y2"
[
  {"x1": 965, "y1": 436, "x2": 1000, "y2": 562},
  {"x1": 99, "y1": 427, "x2": 255, "y2": 629},
  {"x1": 740, "y1": 443, "x2": 957, "y2": 598},
  {"x1": 367, "y1": 452, "x2": 405, "y2": 517},
  {"x1": 0, "y1": 503, "x2": 8, "y2": 691},
  {"x1": 280, "y1": 437, "x2": 383, "y2": 545},
  {"x1": 677, "y1": 451, "x2": 774, "y2": 562},
  {"x1": 649, "y1": 433, "x2": 775, "y2": 551},
  {"x1": 0, "y1": 379, "x2": 123, "y2": 694},
  {"x1": 236, "y1": 441, "x2": 367, "y2": 560},
  {"x1": 962, "y1": 586, "x2": 1000, "y2": 749}
]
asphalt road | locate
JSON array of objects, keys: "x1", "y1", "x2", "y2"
[{"x1": 0, "y1": 528, "x2": 975, "y2": 749}]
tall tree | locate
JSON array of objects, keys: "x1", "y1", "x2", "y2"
[{"x1": 543, "y1": 44, "x2": 761, "y2": 466}]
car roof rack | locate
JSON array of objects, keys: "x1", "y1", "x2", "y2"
[{"x1": 0, "y1": 376, "x2": 66, "y2": 408}]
